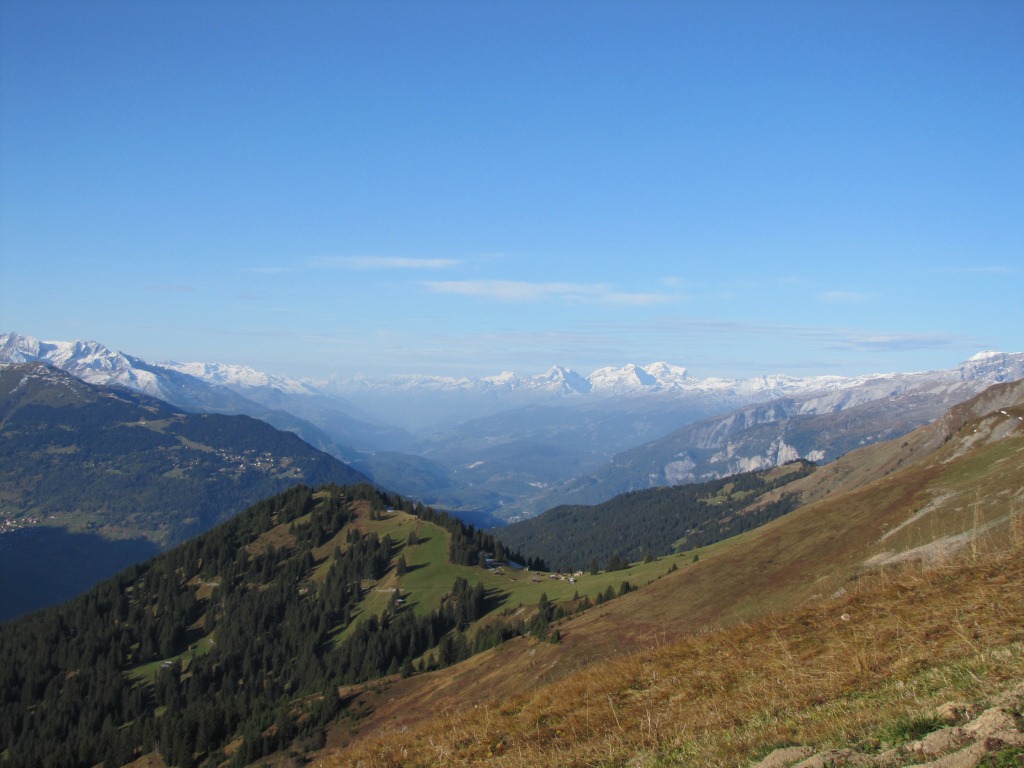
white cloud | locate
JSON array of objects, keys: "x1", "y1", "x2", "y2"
[
  {"x1": 423, "y1": 280, "x2": 675, "y2": 306},
  {"x1": 310, "y1": 256, "x2": 459, "y2": 270}
]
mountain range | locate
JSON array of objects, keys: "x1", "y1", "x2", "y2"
[
  {"x1": 0, "y1": 333, "x2": 406, "y2": 457},
  {"x1": 508, "y1": 350, "x2": 1024, "y2": 516},
  {"x1": 1, "y1": 370, "x2": 1021, "y2": 767},
  {"x1": 3, "y1": 331, "x2": 1023, "y2": 522}
]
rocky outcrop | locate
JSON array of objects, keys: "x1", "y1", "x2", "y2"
[{"x1": 750, "y1": 682, "x2": 1024, "y2": 768}]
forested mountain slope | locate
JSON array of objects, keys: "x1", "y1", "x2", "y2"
[
  {"x1": 0, "y1": 481, "x2": 677, "y2": 767},
  {"x1": 0, "y1": 363, "x2": 369, "y2": 620},
  {"x1": 494, "y1": 460, "x2": 816, "y2": 571},
  {"x1": 0, "y1": 484, "x2": 521, "y2": 766}
]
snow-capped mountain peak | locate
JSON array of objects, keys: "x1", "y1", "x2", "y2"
[
  {"x1": 957, "y1": 351, "x2": 1024, "y2": 383},
  {"x1": 0, "y1": 332, "x2": 165, "y2": 396},
  {"x1": 587, "y1": 362, "x2": 691, "y2": 393},
  {"x1": 479, "y1": 371, "x2": 521, "y2": 389},
  {"x1": 588, "y1": 363, "x2": 652, "y2": 393},
  {"x1": 967, "y1": 350, "x2": 1004, "y2": 362},
  {"x1": 534, "y1": 365, "x2": 592, "y2": 394},
  {"x1": 642, "y1": 361, "x2": 688, "y2": 381}
]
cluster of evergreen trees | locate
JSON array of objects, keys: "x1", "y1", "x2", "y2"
[
  {"x1": 0, "y1": 483, "x2": 527, "y2": 768},
  {"x1": 496, "y1": 461, "x2": 817, "y2": 570}
]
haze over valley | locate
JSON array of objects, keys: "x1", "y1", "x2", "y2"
[{"x1": 5, "y1": 332, "x2": 1021, "y2": 527}]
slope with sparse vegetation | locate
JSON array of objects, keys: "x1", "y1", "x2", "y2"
[
  {"x1": 331, "y1": 517, "x2": 1024, "y2": 768},
  {"x1": 319, "y1": 380, "x2": 1024, "y2": 768}
]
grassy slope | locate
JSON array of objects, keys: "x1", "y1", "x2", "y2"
[
  {"x1": 333, "y1": 526, "x2": 1024, "y2": 768},
  {"x1": 124, "y1": 495, "x2": 679, "y2": 686},
  {"x1": 345, "y1": 503, "x2": 682, "y2": 629},
  {"x1": 314, "y1": 382, "x2": 1024, "y2": 766}
]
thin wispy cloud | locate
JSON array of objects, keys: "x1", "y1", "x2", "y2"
[
  {"x1": 646, "y1": 320, "x2": 961, "y2": 353},
  {"x1": 939, "y1": 265, "x2": 1014, "y2": 275},
  {"x1": 423, "y1": 280, "x2": 675, "y2": 306},
  {"x1": 819, "y1": 290, "x2": 871, "y2": 304},
  {"x1": 826, "y1": 331, "x2": 961, "y2": 353},
  {"x1": 320, "y1": 318, "x2": 972, "y2": 379},
  {"x1": 310, "y1": 256, "x2": 460, "y2": 270},
  {"x1": 144, "y1": 285, "x2": 196, "y2": 293},
  {"x1": 569, "y1": 316, "x2": 969, "y2": 368}
]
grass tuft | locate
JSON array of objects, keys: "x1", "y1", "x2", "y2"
[{"x1": 876, "y1": 713, "x2": 946, "y2": 744}]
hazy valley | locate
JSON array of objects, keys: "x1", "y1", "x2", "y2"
[{"x1": 4, "y1": 332, "x2": 1022, "y2": 523}]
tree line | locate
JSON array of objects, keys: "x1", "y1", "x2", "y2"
[{"x1": 495, "y1": 461, "x2": 817, "y2": 571}]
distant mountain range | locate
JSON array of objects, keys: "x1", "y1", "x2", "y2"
[
  {"x1": 8, "y1": 331, "x2": 1019, "y2": 406},
  {"x1": 330, "y1": 359, "x2": 835, "y2": 396},
  {"x1": 511, "y1": 350, "x2": 1024, "y2": 516},
  {"x1": 0, "y1": 333, "x2": 409, "y2": 455},
  {"x1": 3, "y1": 331, "x2": 1023, "y2": 521}
]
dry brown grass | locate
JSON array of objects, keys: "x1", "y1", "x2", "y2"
[
  {"x1": 320, "y1": 515, "x2": 1024, "y2": 768},
  {"x1": 307, "y1": 394, "x2": 1024, "y2": 767}
]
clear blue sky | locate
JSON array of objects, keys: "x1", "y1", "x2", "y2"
[{"x1": 2, "y1": 0, "x2": 1021, "y2": 380}]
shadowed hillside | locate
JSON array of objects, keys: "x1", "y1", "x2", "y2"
[{"x1": 0, "y1": 362, "x2": 369, "y2": 620}]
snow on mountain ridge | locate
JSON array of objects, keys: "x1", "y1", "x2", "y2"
[
  {"x1": 967, "y1": 350, "x2": 1004, "y2": 362},
  {"x1": 957, "y1": 351, "x2": 1024, "y2": 383},
  {"x1": 5, "y1": 332, "x2": 1022, "y2": 405},
  {"x1": 160, "y1": 361, "x2": 318, "y2": 396},
  {"x1": 588, "y1": 363, "x2": 658, "y2": 392},
  {"x1": 350, "y1": 361, "x2": 881, "y2": 398},
  {"x1": 0, "y1": 333, "x2": 166, "y2": 398}
]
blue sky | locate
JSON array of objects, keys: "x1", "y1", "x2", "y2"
[{"x1": 1, "y1": 1, "x2": 1021, "y2": 380}]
